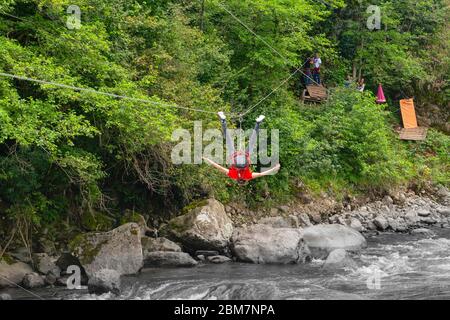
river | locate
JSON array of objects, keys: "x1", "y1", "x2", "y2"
[{"x1": 3, "y1": 227, "x2": 450, "y2": 300}]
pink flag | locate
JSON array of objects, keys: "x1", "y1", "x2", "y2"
[{"x1": 376, "y1": 83, "x2": 386, "y2": 104}]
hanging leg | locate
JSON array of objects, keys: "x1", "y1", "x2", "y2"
[
  {"x1": 218, "y1": 112, "x2": 235, "y2": 164},
  {"x1": 246, "y1": 115, "x2": 264, "y2": 157}
]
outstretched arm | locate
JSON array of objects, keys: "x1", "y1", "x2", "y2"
[
  {"x1": 251, "y1": 164, "x2": 281, "y2": 179},
  {"x1": 202, "y1": 157, "x2": 229, "y2": 175}
]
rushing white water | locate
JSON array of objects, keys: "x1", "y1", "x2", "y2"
[{"x1": 4, "y1": 227, "x2": 450, "y2": 300}]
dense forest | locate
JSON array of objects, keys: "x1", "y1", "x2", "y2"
[{"x1": 0, "y1": 0, "x2": 448, "y2": 249}]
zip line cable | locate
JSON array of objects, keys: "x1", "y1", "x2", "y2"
[{"x1": 0, "y1": 72, "x2": 222, "y2": 115}]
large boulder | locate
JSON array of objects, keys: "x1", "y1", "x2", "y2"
[
  {"x1": 303, "y1": 224, "x2": 367, "y2": 259},
  {"x1": 144, "y1": 252, "x2": 198, "y2": 267},
  {"x1": 231, "y1": 224, "x2": 308, "y2": 264},
  {"x1": 142, "y1": 237, "x2": 181, "y2": 253},
  {"x1": 323, "y1": 249, "x2": 357, "y2": 270},
  {"x1": 88, "y1": 269, "x2": 121, "y2": 295},
  {"x1": 69, "y1": 223, "x2": 143, "y2": 277},
  {"x1": 163, "y1": 199, "x2": 233, "y2": 252},
  {"x1": 0, "y1": 258, "x2": 33, "y2": 288}
]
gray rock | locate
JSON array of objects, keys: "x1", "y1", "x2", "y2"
[
  {"x1": 420, "y1": 217, "x2": 437, "y2": 224},
  {"x1": 163, "y1": 199, "x2": 233, "y2": 252},
  {"x1": 69, "y1": 223, "x2": 143, "y2": 278},
  {"x1": 383, "y1": 195, "x2": 394, "y2": 207},
  {"x1": 144, "y1": 252, "x2": 198, "y2": 267},
  {"x1": 323, "y1": 249, "x2": 356, "y2": 270},
  {"x1": 22, "y1": 272, "x2": 45, "y2": 289},
  {"x1": 348, "y1": 218, "x2": 364, "y2": 232},
  {"x1": 231, "y1": 224, "x2": 308, "y2": 264},
  {"x1": 404, "y1": 211, "x2": 419, "y2": 225},
  {"x1": 437, "y1": 208, "x2": 450, "y2": 216},
  {"x1": 207, "y1": 255, "x2": 232, "y2": 264},
  {"x1": 417, "y1": 209, "x2": 431, "y2": 217},
  {"x1": 436, "y1": 186, "x2": 450, "y2": 199},
  {"x1": 0, "y1": 293, "x2": 12, "y2": 300},
  {"x1": 303, "y1": 224, "x2": 367, "y2": 259},
  {"x1": 88, "y1": 269, "x2": 121, "y2": 295},
  {"x1": 298, "y1": 213, "x2": 312, "y2": 227},
  {"x1": 32, "y1": 253, "x2": 57, "y2": 275},
  {"x1": 288, "y1": 215, "x2": 300, "y2": 228},
  {"x1": 0, "y1": 259, "x2": 33, "y2": 288},
  {"x1": 142, "y1": 237, "x2": 181, "y2": 254},
  {"x1": 388, "y1": 218, "x2": 405, "y2": 231},
  {"x1": 197, "y1": 255, "x2": 205, "y2": 261},
  {"x1": 366, "y1": 221, "x2": 377, "y2": 230},
  {"x1": 373, "y1": 216, "x2": 389, "y2": 230},
  {"x1": 411, "y1": 228, "x2": 434, "y2": 235},
  {"x1": 308, "y1": 212, "x2": 322, "y2": 224}
]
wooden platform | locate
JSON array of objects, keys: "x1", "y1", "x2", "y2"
[
  {"x1": 399, "y1": 127, "x2": 428, "y2": 141},
  {"x1": 301, "y1": 85, "x2": 328, "y2": 103}
]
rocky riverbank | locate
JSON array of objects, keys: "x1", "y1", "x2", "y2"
[{"x1": 1, "y1": 186, "x2": 449, "y2": 297}]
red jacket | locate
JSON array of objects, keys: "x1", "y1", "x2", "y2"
[{"x1": 228, "y1": 166, "x2": 253, "y2": 181}]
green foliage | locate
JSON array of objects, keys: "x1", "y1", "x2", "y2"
[{"x1": 0, "y1": 0, "x2": 448, "y2": 246}]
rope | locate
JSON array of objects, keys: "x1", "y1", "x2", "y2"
[{"x1": 0, "y1": 72, "x2": 223, "y2": 115}]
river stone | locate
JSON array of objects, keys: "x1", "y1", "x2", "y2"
[
  {"x1": 388, "y1": 218, "x2": 406, "y2": 232},
  {"x1": 0, "y1": 293, "x2": 12, "y2": 300},
  {"x1": 404, "y1": 211, "x2": 419, "y2": 225},
  {"x1": 417, "y1": 209, "x2": 431, "y2": 217},
  {"x1": 69, "y1": 223, "x2": 143, "y2": 278},
  {"x1": 383, "y1": 195, "x2": 394, "y2": 207},
  {"x1": 207, "y1": 255, "x2": 232, "y2": 264},
  {"x1": 163, "y1": 199, "x2": 233, "y2": 252},
  {"x1": 32, "y1": 253, "x2": 57, "y2": 275},
  {"x1": 302, "y1": 224, "x2": 367, "y2": 259},
  {"x1": 142, "y1": 237, "x2": 181, "y2": 253},
  {"x1": 45, "y1": 267, "x2": 61, "y2": 286},
  {"x1": 373, "y1": 216, "x2": 389, "y2": 230},
  {"x1": 0, "y1": 259, "x2": 33, "y2": 288},
  {"x1": 411, "y1": 228, "x2": 434, "y2": 235},
  {"x1": 348, "y1": 218, "x2": 364, "y2": 232},
  {"x1": 22, "y1": 272, "x2": 45, "y2": 289},
  {"x1": 231, "y1": 224, "x2": 308, "y2": 264},
  {"x1": 437, "y1": 208, "x2": 450, "y2": 216},
  {"x1": 323, "y1": 249, "x2": 356, "y2": 270},
  {"x1": 298, "y1": 213, "x2": 312, "y2": 227},
  {"x1": 144, "y1": 252, "x2": 198, "y2": 267},
  {"x1": 88, "y1": 269, "x2": 121, "y2": 295}
]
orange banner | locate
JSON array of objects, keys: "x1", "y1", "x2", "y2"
[{"x1": 400, "y1": 98, "x2": 418, "y2": 129}]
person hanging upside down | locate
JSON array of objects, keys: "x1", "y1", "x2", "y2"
[{"x1": 202, "y1": 112, "x2": 281, "y2": 185}]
